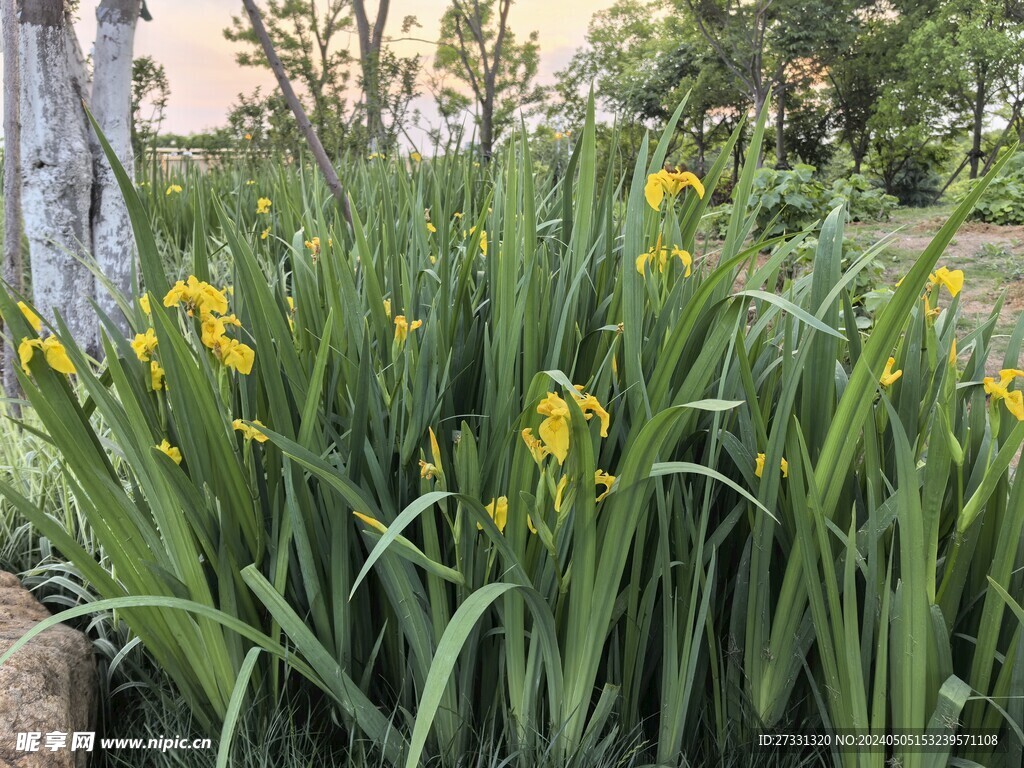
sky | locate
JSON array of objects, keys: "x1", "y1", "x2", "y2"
[{"x1": 1, "y1": 0, "x2": 613, "y2": 139}]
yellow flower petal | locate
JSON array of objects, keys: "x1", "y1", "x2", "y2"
[
  {"x1": 156, "y1": 439, "x2": 182, "y2": 465},
  {"x1": 1004, "y1": 390, "x2": 1024, "y2": 421},
  {"x1": 477, "y1": 496, "x2": 508, "y2": 533},
  {"x1": 595, "y1": 470, "x2": 615, "y2": 502},
  {"x1": 17, "y1": 301, "x2": 42, "y2": 332},
  {"x1": 18, "y1": 338, "x2": 39, "y2": 374},
  {"x1": 40, "y1": 336, "x2": 76, "y2": 375}
]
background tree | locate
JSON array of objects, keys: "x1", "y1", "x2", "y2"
[
  {"x1": 681, "y1": 0, "x2": 863, "y2": 167},
  {"x1": 434, "y1": 0, "x2": 544, "y2": 160},
  {"x1": 827, "y1": 6, "x2": 899, "y2": 173},
  {"x1": 556, "y1": 0, "x2": 738, "y2": 174},
  {"x1": 131, "y1": 55, "x2": 170, "y2": 157},
  {"x1": 225, "y1": 1, "x2": 354, "y2": 155},
  {"x1": 907, "y1": 0, "x2": 1024, "y2": 179}
]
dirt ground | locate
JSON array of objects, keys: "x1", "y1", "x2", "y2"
[{"x1": 847, "y1": 207, "x2": 1024, "y2": 375}]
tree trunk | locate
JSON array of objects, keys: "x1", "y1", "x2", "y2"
[
  {"x1": 2, "y1": 0, "x2": 23, "y2": 400},
  {"x1": 18, "y1": 0, "x2": 97, "y2": 352},
  {"x1": 480, "y1": 94, "x2": 494, "y2": 162},
  {"x1": 851, "y1": 136, "x2": 866, "y2": 175},
  {"x1": 774, "y1": 81, "x2": 788, "y2": 169},
  {"x1": 90, "y1": 0, "x2": 139, "y2": 337},
  {"x1": 969, "y1": 70, "x2": 986, "y2": 179},
  {"x1": 241, "y1": 0, "x2": 352, "y2": 226},
  {"x1": 352, "y1": 0, "x2": 388, "y2": 149}
]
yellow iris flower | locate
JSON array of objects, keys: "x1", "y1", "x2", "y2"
[
  {"x1": 520, "y1": 427, "x2": 549, "y2": 464},
  {"x1": 216, "y1": 338, "x2": 255, "y2": 375},
  {"x1": 131, "y1": 328, "x2": 159, "y2": 361},
  {"x1": 755, "y1": 453, "x2": 788, "y2": 478},
  {"x1": 984, "y1": 369, "x2": 1024, "y2": 421},
  {"x1": 644, "y1": 169, "x2": 705, "y2": 210},
  {"x1": 256, "y1": 197, "x2": 272, "y2": 214},
  {"x1": 150, "y1": 361, "x2": 165, "y2": 391},
  {"x1": 163, "y1": 276, "x2": 228, "y2": 317},
  {"x1": 636, "y1": 244, "x2": 691, "y2": 277},
  {"x1": 595, "y1": 470, "x2": 616, "y2": 502},
  {"x1": 927, "y1": 267, "x2": 964, "y2": 297},
  {"x1": 232, "y1": 419, "x2": 269, "y2": 443},
  {"x1": 477, "y1": 496, "x2": 508, "y2": 533},
  {"x1": 156, "y1": 439, "x2": 182, "y2": 465},
  {"x1": 880, "y1": 357, "x2": 903, "y2": 387},
  {"x1": 393, "y1": 315, "x2": 423, "y2": 343},
  {"x1": 537, "y1": 392, "x2": 571, "y2": 465},
  {"x1": 19, "y1": 336, "x2": 76, "y2": 375},
  {"x1": 572, "y1": 389, "x2": 611, "y2": 437}
]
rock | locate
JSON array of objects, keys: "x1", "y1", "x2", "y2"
[{"x1": 0, "y1": 571, "x2": 96, "y2": 768}]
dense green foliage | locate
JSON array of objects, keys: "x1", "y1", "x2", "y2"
[
  {"x1": 964, "y1": 156, "x2": 1024, "y2": 224},
  {"x1": 745, "y1": 165, "x2": 898, "y2": 237},
  {"x1": 3, "y1": 104, "x2": 1024, "y2": 768}
]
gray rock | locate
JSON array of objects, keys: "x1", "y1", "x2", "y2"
[{"x1": 0, "y1": 571, "x2": 96, "y2": 768}]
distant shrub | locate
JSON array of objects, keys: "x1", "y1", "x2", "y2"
[
  {"x1": 828, "y1": 174, "x2": 899, "y2": 222},
  {"x1": 888, "y1": 158, "x2": 942, "y2": 207},
  {"x1": 747, "y1": 164, "x2": 897, "y2": 237},
  {"x1": 965, "y1": 169, "x2": 1024, "y2": 225}
]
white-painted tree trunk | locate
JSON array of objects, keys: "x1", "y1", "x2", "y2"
[
  {"x1": 2, "y1": 0, "x2": 24, "y2": 399},
  {"x1": 18, "y1": 1, "x2": 98, "y2": 352},
  {"x1": 90, "y1": 0, "x2": 139, "y2": 335}
]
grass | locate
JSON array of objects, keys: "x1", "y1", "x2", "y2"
[{"x1": 1, "y1": 102, "x2": 1024, "y2": 767}]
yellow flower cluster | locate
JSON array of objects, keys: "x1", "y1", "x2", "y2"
[
  {"x1": 644, "y1": 168, "x2": 704, "y2": 210},
  {"x1": 163, "y1": 276, "x2": 255, "y2": 375},
  {"x1": 166, "y1": 184, "x2": 183, "y2": 196},
  {"x1": 256, "y1": 197, "x2": 272, "y2": 215},
  {"x1": 129, "y1": 304, "x2": 166, "y2": 390},
  {"x1": 984, "y1": 369, "x2": 1024, "y2": 421}
]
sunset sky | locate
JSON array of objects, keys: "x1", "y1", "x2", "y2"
[{"x1": 3, "y1": 0, "x2": 614, "y2": 138}]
